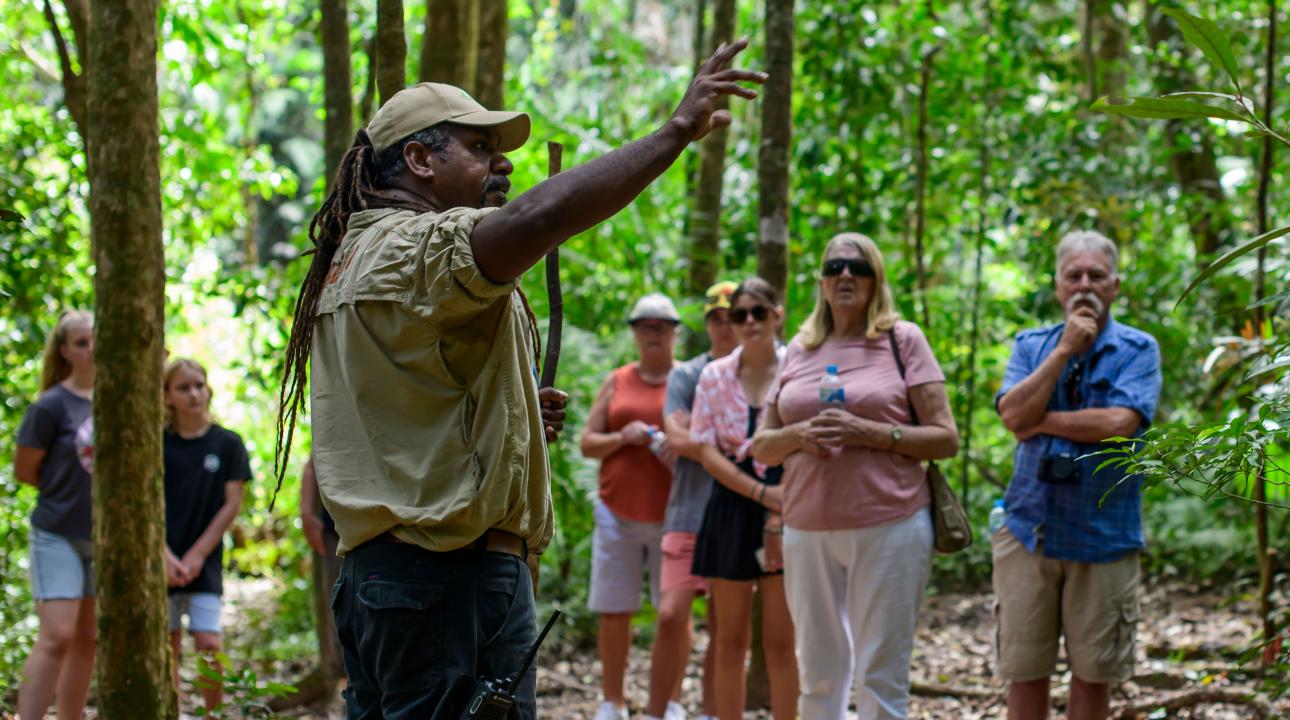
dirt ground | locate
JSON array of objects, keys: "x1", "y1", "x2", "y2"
[{"x1": 243, "y1": 581, "x2": 1287, "y2": 720}]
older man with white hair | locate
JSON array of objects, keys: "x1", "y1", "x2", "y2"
[{"x1": 993, "y1": 230, "x2": 1162, "y2": 720}]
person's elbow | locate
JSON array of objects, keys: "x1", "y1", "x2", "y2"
[
  {"x1": 1112, "y1": 408, "x2": 1144, "y2": 438},
  {"x1": 998, "y1": 402, "x2": 1037, "y2": 434}
]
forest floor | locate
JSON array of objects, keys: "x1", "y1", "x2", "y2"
[{"x1": 43, "y1": 578, "x2": 1287, "y2": 719}]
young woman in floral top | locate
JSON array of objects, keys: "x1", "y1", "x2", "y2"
[{"x1": 689, "y1": 278, "x2": 798, "y2": 720}]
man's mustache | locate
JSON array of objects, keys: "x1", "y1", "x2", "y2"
[
  {"x1": 1066, "y1": 291, "x2": 1104, "y2": 315},
  {"x1": 484, "y1": 177, "x2": 511, "y2": 195}
]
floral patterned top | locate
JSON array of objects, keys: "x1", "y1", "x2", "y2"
[{"x1": 690, "y1": 345, "x2": 785, "y2": 477}]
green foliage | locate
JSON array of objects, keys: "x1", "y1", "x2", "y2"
[
  {"x1": 192, "y1": 651, "x2": 297, "y2": 719},
  {"x1": 0, "y1": 0, "x2": 1286, "y2": 703}
]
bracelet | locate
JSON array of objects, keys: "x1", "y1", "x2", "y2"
[
  {"x1": 756, "y1": 484, "x2": 767, "y2": 505},
  {"x1": 764, "y1": 525, "x2": 783, "y2": 535}
]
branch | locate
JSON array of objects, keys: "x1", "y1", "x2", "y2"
[
  {"x1": 910, "y1": 680, "x2": 999, "y2": 700},
  {"x1": 41, "y1": 0, "x2": 87, "y2": 135},
  {"x1": 1113, "y1": 688, "x2": 1274, "y2": 719}
]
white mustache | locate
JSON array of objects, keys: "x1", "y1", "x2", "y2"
[{"x1": 1066, "y1": 292, "x2": 1104, "y2": 315}]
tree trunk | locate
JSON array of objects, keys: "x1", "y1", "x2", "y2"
[
  {"x1": 359, "y1": 34, "x2": 378, "y2": 125},
  {"x1": 1146, "y1": 3, "x2": 1230, "y2": 259},
  {"x1": 41, "y1": 0, "x2": 89, "y2": 140},
  {"x1": 686, "y1": 0, "x2": 735, "y2": 299},
  {"x1": 376, "y1": 0, "x2": 407, "y2": 106},
  {"x1": 960, "y1": 0, "x2": 995, "y2": 507},
  {"x1": 911, "y1": 45, "x2": 938, "y2": 330},
  {"x1": 1082, "y1": 0, "x2": 1126, "y2": 101},
  {"x1": 474, "y1": 0, "x2": 507, "y2": 108},
  {"x1": 757, "y1": 0, "x2": 793, "y2": 296},
  {"x1": 88, "y1": 0, "x2": 174, "y2": 717},
  {"x1": 1254, "y1": 0, "x2": 1276, "y2": 669},
  {"x1": 421, "y1": 0, "x2": 479, "y2": 91},
  {"x1": 321, "y1": 0, "x2": 354, "y2": 183},
  {"x1": 317, "y1": 0, "x2": 352, "y2": 688}
]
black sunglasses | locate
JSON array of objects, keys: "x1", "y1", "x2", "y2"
[
  {"x1": 821, "y1": 257, "x2": 875, "y2": 278},
  {"x1": 730, "y1": 305, "x2": 771, "y2": 325}
]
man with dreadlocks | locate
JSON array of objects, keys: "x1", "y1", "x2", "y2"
[{"x1": 273, "y1": 40, "x2": 764, "y2": 719}]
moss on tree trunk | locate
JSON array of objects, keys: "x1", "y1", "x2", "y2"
[{"x1": 88, "y1": 0, "x2": 175, "y2": 716}]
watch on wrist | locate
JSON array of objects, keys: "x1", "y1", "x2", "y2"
[{"x1": 890, "y1": 424, "x2": 903, "y2": 448}]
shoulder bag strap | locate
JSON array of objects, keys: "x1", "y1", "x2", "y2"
[{"x1": 887, "y1": 328, "x2": 921, "y2": 426}]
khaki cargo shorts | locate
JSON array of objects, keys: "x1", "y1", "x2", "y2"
[{"x1": 991, "y1": 527, "x2": 1140, "y2": 684}]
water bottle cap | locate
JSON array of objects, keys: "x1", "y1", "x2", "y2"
[
  {"x1": 993, "y1": 499, "x2": 1005, "y2": 508},
  {"x1": 826, "y1": 365, "x2": 839, "y2": 375}
]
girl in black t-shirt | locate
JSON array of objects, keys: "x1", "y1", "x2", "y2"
[
  {"x1": 162, "y1": 358, "x2": 250, "y2": 713},
  {"x1": 14, "y1": 310, "x2": 97, "y2": 720}
]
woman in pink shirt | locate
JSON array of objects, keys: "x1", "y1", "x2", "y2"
[{"x1": 752, "y1": 233, "x2": 958, "y2": 720}]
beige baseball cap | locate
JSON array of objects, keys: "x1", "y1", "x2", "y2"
[{"x1": 366, "y1": 82, "x2": 531, "y2": 152}]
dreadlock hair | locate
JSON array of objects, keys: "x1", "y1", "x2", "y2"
[{"x1": 272, "y1": 125, "x2": 545, "y2": 502}]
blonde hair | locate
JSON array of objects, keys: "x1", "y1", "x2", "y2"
[
  {"x1": 41, "y1": 310, "x2": 93, "y2": 391},
  {"x1": 798, "y1": 232, "x2": 899, "y2": 350},
  {"x1": 163, "y1": 358, "x2": 214, "y2": 430}
]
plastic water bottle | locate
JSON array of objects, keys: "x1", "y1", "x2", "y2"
[
  {"x1": 988, "y1": 499, "x2": 1007, "y2": 535},
  {"x1": 819, "y1": 365, "x2": 846, "y2": 410},
  {"x1": 647, "y1": 426, "x2": 667, "y2": 457}
]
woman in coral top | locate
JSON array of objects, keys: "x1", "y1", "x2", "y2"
[{"x1": 580, "y1": 293, "x2": 681, "y2": 720}]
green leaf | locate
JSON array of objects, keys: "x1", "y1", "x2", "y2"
[
  {"x1": 1093, "y1": 96, "x2": 1249, "y2": 123},
  {"x1": 1179, "y1": 224, "x2": 1290, "y2": 305},
  {"x1": 1161, "y1": 8, "x2": 1244, "y2": 97}
]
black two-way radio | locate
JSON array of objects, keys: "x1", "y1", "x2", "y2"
[{"x1": 459, "y1": 609, "x2": 563, "y2": 719}]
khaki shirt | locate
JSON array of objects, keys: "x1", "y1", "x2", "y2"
[{"x1": 310, "y1": 206, "x2": 553, "y2": 556}]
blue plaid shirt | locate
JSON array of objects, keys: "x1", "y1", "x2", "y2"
[{"x1": 996, "y1": 318, "x2": 1162, "y2": 563}]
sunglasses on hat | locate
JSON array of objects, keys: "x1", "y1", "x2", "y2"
[
  {"x1": 821, "y1": 258, "x2": 875, "y2": 278},
  {"x1": 730, "y1": 305, "x2": 771, "y2": 325}
]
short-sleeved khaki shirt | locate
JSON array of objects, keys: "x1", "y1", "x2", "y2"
[{"x1": 310, "y1": 206, "x2": 553, "y2": 556}]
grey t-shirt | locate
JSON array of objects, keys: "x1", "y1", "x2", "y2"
[
  {"x1": 663, "y1": 353, "x2": 717, "y2": 534},
  {"x1": 17, "y1": 384, "x2": 94, "y2": 541}
]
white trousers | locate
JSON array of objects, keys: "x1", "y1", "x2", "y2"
[{"x1": 783, "y1": 509, "x2": 933, "y2": 720}]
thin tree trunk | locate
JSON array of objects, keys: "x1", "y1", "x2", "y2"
[
  {"x1": 421, "y1": 0, "x2": 479, "y2": 90},
  {"x1": 475, "y1": 0, "x2": 507, "y2": 108},
  {"x1": 679, "y1": 0, "x2": 707, "y2": 277},
  {"x1": 757, "y1": 0, "x2": 793, "y2": 295},
  {"x1": 41, "y1": 0, "x2": 88, "y2": 140},
  {"x1": 88, "y1": 0, "x2": 173, "y2": 717},
  {"x1": 911, "y1": 45, "x2": 938, "y2": 330},
  {"x1": 322, "y1": 0, "x2": 354, "y2": 182},
  {"x1": 961, "y1": 0, "x2": 994, "y2": 507},
  {"x1": 376, "y1": 0, "x2": 407, "y2": 105},
  {"x1": 1146, "y1": 3, "x2": 1230, "y2": 258},
  {"x1": 686, "y1": 0, "x2": 735, "y2": 299},
  {"x1": 1254, "y1": 0, "x2": 1276, "y2": 669},
  {"x1": 1082, "y1": 0, "x2": 1126, "y2": 101},
  {"x1": 317, "y1": 0, "x2": 352, "y2": 687},
  {"x1": 359, "y1": 34, "x2": 378, "y2": 125}
]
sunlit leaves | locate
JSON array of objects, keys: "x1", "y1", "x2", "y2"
[{"x1": 1092, "y1": 95, "x2": 1250, "y2": 123}]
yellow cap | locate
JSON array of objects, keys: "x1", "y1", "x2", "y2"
[
  {"x1": 366, "y1": 83, "x2": 531, "y2": 152},
  {"x1": 703, "y1": 281, "x2": 738, "y2": 315}
]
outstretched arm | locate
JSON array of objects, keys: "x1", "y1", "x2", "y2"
[{"x1": 471, "y1": 40, "x2": 766, "y2": 282}]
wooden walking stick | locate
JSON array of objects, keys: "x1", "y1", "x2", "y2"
[
  {"x1": 530, "y1": 141, "x2": 563, "y2": 596},
  {"x1": 539, "y1": 141, "x2": 564, "y2": 389}
]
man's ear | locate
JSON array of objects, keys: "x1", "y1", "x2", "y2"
[{"x1": 402, "y1": 141, "x2": 437, "y2": 181}]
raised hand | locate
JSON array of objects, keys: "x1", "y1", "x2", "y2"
[{"x1": 669, "y1": 38, "x2": 768, "y2": 143}]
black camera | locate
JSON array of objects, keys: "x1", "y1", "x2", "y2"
[
  {"x1": 1039, "y1": 453, "x2": 1078, "y2": 485},
  {"x1": 433, "y1": 610, "x2": 562, "y2": 720}
]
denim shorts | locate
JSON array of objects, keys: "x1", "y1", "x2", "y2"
[
  {"x1": 29, "y1": 526, "x2": 94, "y2": 601},
  {"x1": 168, "y1": 592, "x2": 223, "y2": 634}
]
